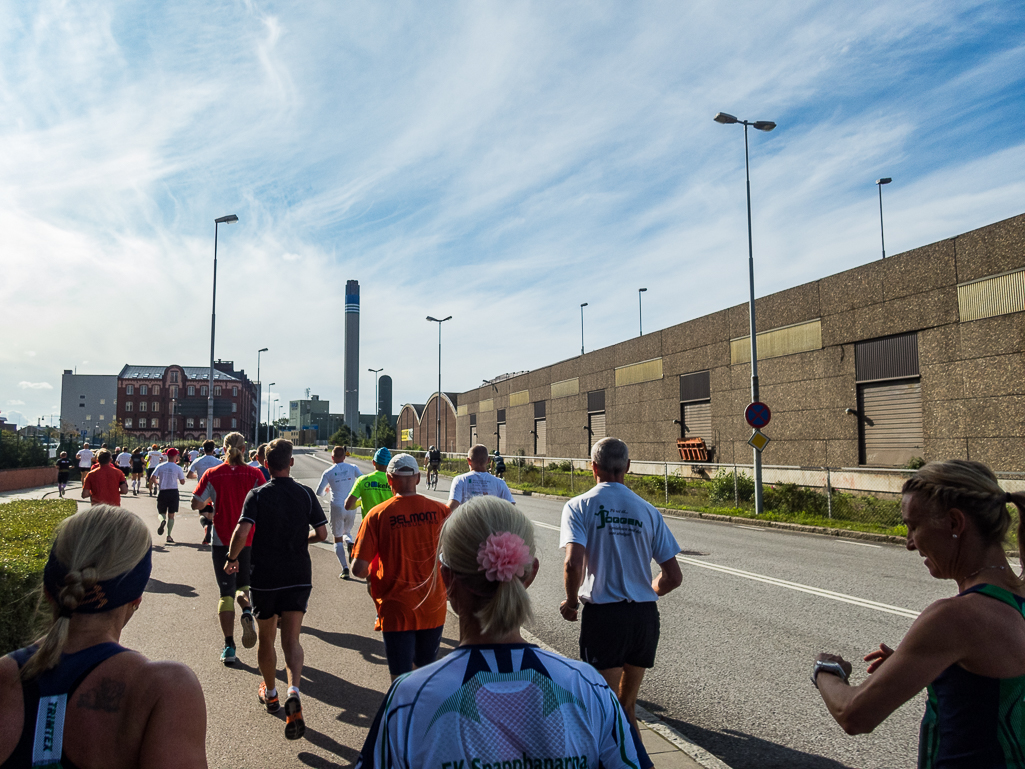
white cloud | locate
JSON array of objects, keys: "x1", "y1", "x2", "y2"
[
  {"x1": 25, "y1": 351, "x2": 36, "y2": 357},
  {"x1": 282, "y1": 252, "x2": 302, "y2": 261},
  {"x1": 6, "y1": 400, "x2": 26, "y2": 406},
  {"x1": 18, "y1": 382, "x2": 53, "y2": 390}
]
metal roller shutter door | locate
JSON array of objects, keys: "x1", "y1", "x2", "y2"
[
  {"x1": 535, "y1": 419, "x2": 547, "y2": 456},
  {"x1": 859, "y1": 380, "x2": 923, "y2": 466},
  {"x1": 497, "y1": 423, "x2": 505, "y2": 453},
  {"x1": 682, "y1": 401, "x2": 713, "y2": 448},
  {"x1": 470, "y1": 426, "x2": 477, "y2": 446},
  {"x1": 589, "y1": 412, "x2": 606, "y2": 449}
]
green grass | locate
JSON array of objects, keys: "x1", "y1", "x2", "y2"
[{"x1": 0, "y1": 499, "x2": 77, "y2": 654}]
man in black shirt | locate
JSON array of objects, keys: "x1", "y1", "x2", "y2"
[
  {"x1": 55, "y1": 452, "x2": 71, "y2": 497},
  {"x1": 224, "y1": 439, "x2": 327, "y2": 741}
]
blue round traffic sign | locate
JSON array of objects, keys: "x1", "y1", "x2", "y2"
[{"x1": 746, "y1": 402, "x2": 771, "y2": 429}]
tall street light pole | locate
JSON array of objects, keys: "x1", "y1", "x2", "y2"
[
  {"x1": 255, "y1": 347, "x2": 268, "y2": 448},
  {"x1": 876, "y1": 177, "x2": 892, "y2": 259},
  {"x1": 638, "y1": 288, "x2": 647, "y2": 336},
  {"x1": 208, "y1": 214, "x2": 239, "y2": 440},
  {"x1": 266, "y1": 383, "x2": 275, "y2": 443},
  {"x1": 273, "y1": 399, "x2": 279, "y2": 439},
  {"x1": 426, "y1": 316, "x2": 452, "y2": 451},
  {"x1": 714, "y1": 112, "x2": 776, "y2": 516},
  {"x1": 580, "y1": 303, "x2": 588, "y2": 355},
  {"x1": 368, "y1": 367, "x2": 383, "y2": 448}
]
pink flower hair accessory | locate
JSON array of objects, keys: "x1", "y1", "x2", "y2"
[{"x1": 477, "y1": 532, "x2": 532, "y2": 583}]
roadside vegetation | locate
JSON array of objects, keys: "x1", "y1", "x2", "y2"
[{"x1": 0, "y1": 499, "x2": 77, "y2": 653}]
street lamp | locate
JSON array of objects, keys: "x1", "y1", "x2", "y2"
[
  {"x1": 208, "y1": 214, "x2": 239, "y2": 441},
  {"x1": 368, "y1": 368, "x2": 383, "y2": 448},
  {"x1": 714, "y1": 111, "x2": 776, "y2": 516},
  {"x1": 580, "y1": 303, "x2": 588, "y2": 355},
  {"x1": 273, "y1": 398, "x2": 279, "y2": 438},
  {"x1": 876, "y1": 177, "x2": 892, "y2": 259},
  {"x1": 638, "y1": 288, "x2": 647, "y2": 336},
  {"x1": 266, "y1": 383, "x2": 275, "y2": 443},
  {"x1": 426, "y1": 316, "x2": 452, "y2": 451},
  {"x1": 255, "y1": 348, "x2": 268, "y2": 447}
]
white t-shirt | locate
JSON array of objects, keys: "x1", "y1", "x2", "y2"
[
  {"x1": 189, "y1": 454, "x2": 222, "y2": 481},
  {"x1": 151, "y1": 461, "x2": 185, "y2": 491},
  {"x1": 559, "y1": 482, "x2": 681, "y2": 604},
  {"x1": 448, "y1": 470, "x2": 515, "y2": 506},
  {"x1": 188, "y1": 449, "x2": 200, "y2": 463},
  {"x1": 146, "y1": 450, "x2": 163, "y2": 469},
  {"x1": 356, "y1": 644, "x2": 641, "y2": 769},
  {"x1": 76, "y1": 449, "x2": 94, "y2": 469},
  {"x1": 317, "y1": 462, "x2": 361, "y2": 505},
  {"x1": 116, "y1": 451, "x2": 132, "y2": 468}
]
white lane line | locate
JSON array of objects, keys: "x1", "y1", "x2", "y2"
[
  {"x1": 734, "y1": 525, "x2": 764, "y2": 531},
  {"x1": 676, "y1": 555, "x2": 920, "y2": 618},
  {"x1": 533, "y1": 520, "x2": 561, "y2": 532},
  {"x1": 837, "y1": 540, "x2": 882, "y2": 548}
]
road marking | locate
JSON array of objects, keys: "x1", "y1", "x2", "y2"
[
  {"x1": 734, "y1": 525, "x2": 764, "y2": 531},
  {"x1": 676, "y1": 555, "x2": 920, "y2": 618},
  {"x1": 837, "y1": 540, "x2": 882, "y2": 548},
  {"x1": 533, "y1": 520, "x2": 561, "y2": 532}
]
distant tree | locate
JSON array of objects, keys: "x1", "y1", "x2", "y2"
[
  {"x1": 328, "y1": 424, "x2": 355, "y2": 447},
  {"x1": 370, "y1": 416, "x2": 396, "y2": 449}
]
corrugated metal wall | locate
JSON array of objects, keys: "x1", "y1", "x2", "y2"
[
  {"x1": 587, "y1": 390, "x2": 606, "y2": 412},
  {"x1": 680, "y1": 371, "x2": 711, "y2": 402},
  {"x1": 615, "y1": 358, "x2": 663, "y2": 387},
  {"x1": 958, "y1": 268, "x2": 1025, "y2": 322},
  {"x1": 588, "y1": 412, "x2": 606, "y2": 450},
  {"x1": 509, "y1": 390, "x2": 530, "y2": 407},
  {"x1": 858, "y1": 381, "x2": 924, "y2": 466},
  {"x1": 552, "y1": 378, "x2": 579, "y2": 399},
  {"x1": 534, "y1": 418, "x2": 547, "y2": 455},
  {"x1": 855, "y1": 333, "x2": 920, "y2": 382},
  {"x1": 682, "y1": 401, "x2": 713, "y2": 448},
  {"x1": 479, "y1": 398, "x2": 494, "y2": 412},
  {"x1": 731, "y1": 319, "x2": 822, "y2": 364},
  {"x1": 534, "y1": 401, "x2": 546, "y2": 419}
]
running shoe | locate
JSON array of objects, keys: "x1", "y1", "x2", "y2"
[
  {"x1": 284, "y1": 694, "x2": 305, "y2": 740},
  {"x1": 258, "y1": 681, "x2": 280, "y2": 713},
  {"x1": 220, "y1": 645, "x2": 236, "y2": 666},
  {"x1": 201, "y1": 533, "x2": 211, "y2": 545},
  {"x1": 240, "y1": 611, "x2": 257, "y2": 649},
  {"x1": 340, "y1": 568, "x2": 350, "y2": 580},
  {"x1": 157, "y1": 520, "x2": 165, "y2": 536},
  {"x1": 165, "y1": 536, "x2": 174, "y2": 544},
  {"x1": 345, "y1": 540, "x2": 354, "y2": 558}
]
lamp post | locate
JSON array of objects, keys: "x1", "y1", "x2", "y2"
[
  {"x1": 265, "y1": 383, "x2": 275, "y2": 443},
  {"x1": 580, "y1": 303, "x2": 588, "y2": 355},
  {"x1": 208, "y1": 214, "x2": 239, "y2": 441},
  {"x1": 255, "y1": 348, "x2": 267, "y2": 447},
  {"x1": 273, "y1": 399, "x2": 280, "y2": 438},
  {"x1": 368, "y1": 367, "x2": 383, "y2": 448},
  {"x1": 638, "y1": 288, "x2": 647, "y2": 336},
  {"x1": 876, "y1": 177, "x2": 892, "y2": 259},
  {"x1": 426, "y1": 316, "x2": 452, "y2": 451},
  {"x1": 714, "y1": 111, "x2": 776, "y2": 516}
]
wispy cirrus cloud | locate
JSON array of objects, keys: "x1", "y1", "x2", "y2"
[{"x1": 1, "y1": 1, "x2": 1023, "y2": 424}]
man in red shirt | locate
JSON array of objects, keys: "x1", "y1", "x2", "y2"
[
  {"x1": 351, "y1": 453, "x2": 450, "y2": 680},
  {"x1": 81, "y1": 449, "x2": 128, "y2": 506}
]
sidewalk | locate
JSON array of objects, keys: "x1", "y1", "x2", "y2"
[{"x1": 4, "y1": 480, "x2": 728, "y2": 769}]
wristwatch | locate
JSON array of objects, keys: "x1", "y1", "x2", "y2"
[
  {"x1": 811, "y1": 660, "x2": 849, "y2": 689},
  {"x1": 226, "y1": 557, "x2": 238, "y2": 564}
]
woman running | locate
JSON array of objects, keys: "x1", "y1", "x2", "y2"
[
  {"x1": 813, "y1": 459, "x2": 1025, "y2": 767},
  {"x1": 357, "y1": 496, "x2": 649, "y2": 769},
  {"x1": 130, "y1": 447, "x2": 145, "y2": 496},
  {"x1": 0, "y1": 504, "x2": 207, "y2": 768}
]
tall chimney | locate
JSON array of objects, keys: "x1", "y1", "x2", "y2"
[{"x1": 344, "y1": 280, "x2": 360, "y2": 431}]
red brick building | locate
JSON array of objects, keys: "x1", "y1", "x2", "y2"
[{"x1": 116, "y1": 361, "x2": 257, "y2": 443}]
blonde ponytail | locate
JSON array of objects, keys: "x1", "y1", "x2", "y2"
[{"x1": 223, "y1": 432, "x2": 247, "y2": 466}]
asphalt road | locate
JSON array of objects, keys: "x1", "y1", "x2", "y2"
[{"x1": 283, "y1": 450, "x2": 960, "y2": 769}]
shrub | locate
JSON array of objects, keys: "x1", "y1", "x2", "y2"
[
  {"x1": 708, "y1": 470, "x2": 754, "y2": 504},
  {"x1": 904, "y1": 456, "x2": 926, "y2": 470},
  {"x1": 763, "y1": 483, "x2": 830, "y2": 517},
  {"x1": 0, "y1": 499, "x2": 77, "y2": 654},
  {"x1": 0, "y1": 431, "x2": 50, "y2": 470}
]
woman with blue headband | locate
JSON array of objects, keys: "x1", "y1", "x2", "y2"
[{"x1": 0, "y1": 504, "x2": 208, "y2": 768}]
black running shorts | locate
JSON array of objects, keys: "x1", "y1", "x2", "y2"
[
  {"x1": 250, "y1": 586, "x2": 311, "y2": 620},
  {"x1": 579, "y1": 601, "x2": 660, "y2": 670},
  {"x1": 212, "y1": 545, "x2": 251, "y2": 597},
  {"x1": 156, "y1": 489, "x2": 180, "y2": 515}
]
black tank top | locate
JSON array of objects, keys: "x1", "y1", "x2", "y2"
[{"x1": 1, "y1": 642, "x2": 128, "y2": 769}]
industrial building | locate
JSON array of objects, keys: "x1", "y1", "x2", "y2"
[
  {"x1": 398, "y1": 212, "x2": 1025, "y2": 471},
  {"x1": 60, "y1": 371, "x2": 118, "y2": 439}
]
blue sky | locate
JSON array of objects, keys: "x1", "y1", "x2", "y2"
[{"x1": 2, "y1": 0, "x2": 1024, "y2": 429}]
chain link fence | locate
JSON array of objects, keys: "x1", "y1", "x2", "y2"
[{"x1": 342, "y1": 446, "x2": 1023, "y2": 540}]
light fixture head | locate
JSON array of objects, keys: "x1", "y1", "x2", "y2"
[
  {"x1": 876, "y1": 177, "x2": 892, "y2": 185},
  {"x1": 258, "y1": 347, "x2": 268, "y2": 353},
  {"x1": 639, "y1": 287, "x2": 647, "y2": 293},
  {"x1": 752, "y1": 121, "x2": 776, "y2": 132},
  {"x1": 714, "y1": 112, "x2": 738, "y2": 124},
  {"x1": 215, "y1": 214, "x2": 239, "y2": 224},
  {"x1": 581, "y1": 302, "x2": 588, "y2": 308}
]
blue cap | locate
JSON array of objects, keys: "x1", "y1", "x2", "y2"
[{"x1": 373, "y1": 447, "x2": 392, "y2": 465}]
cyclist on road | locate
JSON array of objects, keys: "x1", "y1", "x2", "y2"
[
  {"x1": 424, "y1": 445, "x2": 441, "y2": 490},
  {"x1": 491, "y1": 449, "x2": 506, "y2": 479}
]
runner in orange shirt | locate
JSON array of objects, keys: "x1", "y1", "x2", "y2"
[
  {"x1": 351, "y1": 453, "x2": 450, "y2": 680},
  {"x1": 81, "y1": 449, "x2": 128, "y2": 506}
]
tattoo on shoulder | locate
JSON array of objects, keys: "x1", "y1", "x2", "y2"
[{"x1": 76, "y1": 677, "x2": 126, "y2": 712}]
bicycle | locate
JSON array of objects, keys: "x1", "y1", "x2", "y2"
[{"x1": 426, "y1": 465, "x2": 439, "y2": 490}]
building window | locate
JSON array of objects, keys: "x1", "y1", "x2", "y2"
[
  {"x1": 150, "y1": 418, "x2": 158, "y2": 429},
  {"x1": 232, "y1": 403, "x2": 237, "y2": 413},
  {"x1": 170, "y1": 386, "x2": 178, "y2": 398},
  {"x1": 140, "y1": 385, "x2": 148, "y2": 395},
  {"x1": 126, "y1": 385, "x2": 134, "y2": 395},
  {"x1": 201, "y1": 386, "x2": 208, "y2": 396},
  {"x1": 233, "y1": 387, "x2": 238, "y2": 396},
  {"x1": 199, "y1": 418, "x2": 206, "y2": 428},
  {"x1": 152, "y1": 402, "x2": 159, "y2": 412},
  {"x1": 214, "y1": 386, "x2": 222, "y2": 396},
  {"x1": 188, "y1": 385, "x2": 195, "y2": 396},
  {"x1": 99, "y1": 415, "x2": 105, "y2": 421},
  {"x1": 85, "y1": 415, "x2": 91, "y2": 421},
  {"x1": 213, "y1": 418, "x2": 221, "y2": 428},
  {"x1": 138, "y1": 418, "x2": 146, "y2": 429},
  {"x1": 231, "y1": 418, "x2": 237, "y2": 428},
  {"x1": 125, "y1": 402, "x2": 133, "y2": 412},
  {"x1": 79, "y1": 403, "x2": 84, "y2": 408},
  {"x1": 139, "y1": 402, "x2": 148, "y2": 412},
  {"x1": 171, "y1": 371, "x2": 179, "y2": 383},
  {"x1": 125, "y1": 418, "x2": 133, "y2": 429},
  {"x1": 152, "y1": 385, "x2": 160, "y2": 395},
  {"x1": 99, "y1": 399, "x2": 106, "y2": 405},
  {"x1": 186, "y1": 418, "x2": 195, "y2": 428}
]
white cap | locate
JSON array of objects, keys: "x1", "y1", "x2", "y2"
[{"x1": 387, "y1": 453, "x2": 420, "y2": 476}]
